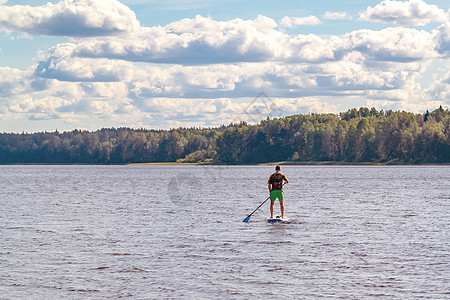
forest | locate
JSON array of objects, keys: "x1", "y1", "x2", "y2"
[{"x1": 0, "y1": 107, "x2": 449, "y2": 164}]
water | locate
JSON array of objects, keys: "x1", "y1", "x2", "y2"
[{"x1": 0, "y1": 165, "x2": 449, "y2": 299}]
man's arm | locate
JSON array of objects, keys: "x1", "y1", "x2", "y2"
[
  {"x1": 283, "y1": 174, "x2": 289, "y2": 184},
  {"x1": 268, "y1": 183, "x2": 272, "y2": 192}
]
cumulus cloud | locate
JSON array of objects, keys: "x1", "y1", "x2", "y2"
[
  {"x1": 33, "y1": 56, "x2": 423, "y2": 101},
  {"x1": 0, "y1": 0, "x2": 7, "y2": 5},
  {"x1": 0, "y1": 67, "x2": 48, "y2": 98},
  {"x1": 35, "y1": 43, "x2": 136, "y2": 82},
  {"x1": 273, "y1": 97, "x2": 338, "y2": 114},
  {"x1": 0, "y1": 58, "x2": 436, "y2": 129},
  {"x1": 1, "y1": 75, "x2": 340, "y2": 128},
  {"x1": 359, "y1": 0, "x2": 447, "y2": 26},
  {"x1": 366, "y1": 98, "x2": 446, "y2": 113},
  {"x1": 68, "y1": 15, "x2": 289, "y2": 64},
  {"x1": 37, "y1": 15, "x2": 437, "y2": 67},
  {"x1": 2, "y1": 78, "x2": 131, "y2": 123},
  {"x1": 0, "y1": 0, "x2": 140, "y2": 36},
  {"x1": 28, "y1": 14, "x2": 438, "y2": 106},
  {"x1": 131, "y1": 96, "x2": 337, "y2": 127},
  {"x1": 433, "y1": 22, "x2": 450, "y2": 57},
  {"x1": 0, "y1": 11, "x2": 446, "y2": 130},
  {"x1": 426, "y1": 70, "x2": 450, "y2": 100},
  {"x1": 280, "y1": 16, "x2": 322, "y2": 27},
  {"x1": 323, "y1": 11, "x2": 352, "y2": 20},
  {"x1": 134, "y1": 98, "x2": 234, "y2": 114},
  {"x1": 342, "y1": 27, "x2": 436, "y2": 62}
]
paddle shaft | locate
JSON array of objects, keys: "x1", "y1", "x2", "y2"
[{"x1": 244, "y1": 196, "x2": 270, "y2": 219}]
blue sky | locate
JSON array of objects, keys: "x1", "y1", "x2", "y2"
[{"x1": 0, "y1": 0, "x2": 449, "y2": 132}]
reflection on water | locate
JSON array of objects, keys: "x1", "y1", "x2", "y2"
[{"x1": 0, "y1": 165, "x2": 449, "y2": 299}]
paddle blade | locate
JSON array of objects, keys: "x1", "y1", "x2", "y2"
[{"x1": 242, "y1": 216, "x2": 251, "y2": 222}]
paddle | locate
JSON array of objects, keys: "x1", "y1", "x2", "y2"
[{"x1": 242, "y1": 196, "x2": 270, "y2": 222}]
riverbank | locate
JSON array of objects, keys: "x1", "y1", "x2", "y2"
[
  {"x1": 127, "y1": 161, "x2": 450, "y2": 166},
  {"x1": 2, "y1": 160, "x2": 448, "y2": 166}
]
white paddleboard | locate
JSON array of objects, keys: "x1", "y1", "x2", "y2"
[{"x1": 266, "y1": 216, "x2": 290, "y2": 223}]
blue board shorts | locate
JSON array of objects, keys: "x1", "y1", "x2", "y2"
[{"x1": 270, "y1": 190, "x2": 284, "y2": 201}]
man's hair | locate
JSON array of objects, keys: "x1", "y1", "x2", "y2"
[{"x1": 275, "y1": 165, "x2": 281, "y2": 171}]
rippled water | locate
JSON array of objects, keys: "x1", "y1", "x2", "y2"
[{"x1": 0, "y1": 165, "x2": 449, "y2": 299}]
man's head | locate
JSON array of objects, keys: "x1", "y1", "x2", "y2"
[{"x1": 275, "y1": 165, "x2": 281, "y2": 172}]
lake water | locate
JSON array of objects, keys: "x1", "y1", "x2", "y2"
[{"x1": 0, "y1": 165, "x2": 449, "y2": 299}]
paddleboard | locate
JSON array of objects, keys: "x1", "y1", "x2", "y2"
[{"x1": 266, "y1": 216, "x2": 290, "y2": 223}]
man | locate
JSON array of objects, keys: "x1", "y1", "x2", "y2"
[{"x1": 268, "y1": 165, "x2": 289, "y2": 218}]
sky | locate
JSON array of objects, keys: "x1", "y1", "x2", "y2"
[{"x1": 0, "y1": 0, "x2": 449, "y2": 132}]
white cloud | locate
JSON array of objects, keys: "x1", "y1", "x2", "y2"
[
  {"x1": 36, "y1": 43, "x2": 135, "y2": 82},
  {"x1": 366, "y1": 99, "x2": 446, "y2": 113},
  {"x1": 37, "y1": 16, "x2": 436, "y2": 67},
  {"x1": 0, "y1": 12, "x2": 446, "y2": 130},
  {"x1": 342, "y1": 27, "x2": 436, "y2": 62},
  {"x1": 359, "y1": 0, "x2": 446, "y2": 26},
  {"x1": 426, "y1": 69, "x2": 450, "y2": 101},
  {"x1": 30, "y1": 54, "x2": 426, "y2": 102},
  {"x1": 0, "y1": 67, "x2": 48, "y2": 98},
  {"x1": 323, "y1": 11, "x2": 352, "y2": 20},
  {"x1": 1, "y1": 80, "x2": 339, "y2": 128},
  {"x1": 273, "y1": 97, "x2": 338, "y2": 115},
  {"x1": 0, "y1": 0, "x2": 140, "y2": 36},
  {"x1": 0, "y1": 1, "x2": 7, "y2": 5},
  {"x1": 2, "y1": 79, "x2": 131, "y2": 121},
  {"x1": 129, "y1": 96, "x2": 337, "y2": 127},
  {"x1": 134, "y1": 98, "x2": 233, "y2": 114},
  {"x1": 0, "y1": 57, "x2": 439, "y2": 129},
  {"x1": 68, "y1": 15, "x2": 289, "y2": 64},
  {"x1": 280, "y1": 16, "x2": 322, "y2": 27},
  {"x1": 433, "y1": 22, "x2": 450, "y2": 57},
  {"x1": 28, "y1": 17, "x2": 438, "y2": 106}
]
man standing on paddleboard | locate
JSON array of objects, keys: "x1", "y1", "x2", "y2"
[{"x1": 268, "y1": 165, "x2": 289, "y2": 218}]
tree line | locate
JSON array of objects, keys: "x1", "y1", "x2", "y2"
[{"x1": 0, "y1": 107, "x2": 449, "y2": 164}]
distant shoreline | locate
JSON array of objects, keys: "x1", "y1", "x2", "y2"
[
  {"x1": 127, "y1": 161, "x2": 450, "y2": 166},
  {"x1": 1, "y1": 161, "x2": 449, "y2": 166}
]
